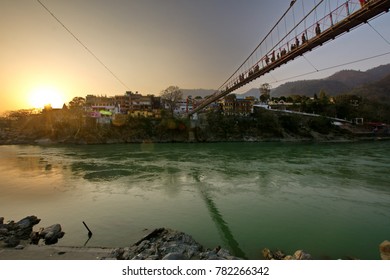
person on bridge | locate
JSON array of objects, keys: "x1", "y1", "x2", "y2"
[
  {"x1": 301, "y1": 32, "x2": 307, "y2": 44},
  {"x1": 295, "y1": 37, "x2": 299, "y2": 48},
  {"x1": 359, "y1": 0, "x2": 368, "y2": 7},
  {"x1": 315, "y1": 23, "x2": 321, "y2": 36}
]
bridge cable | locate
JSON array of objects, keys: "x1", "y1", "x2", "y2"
[
  {"x1": 302, "y1": 0, "x2": 308, "y2": 40},
  {"x1": 367, "y1": 22, "x2": 390, "y2": 46},
  {"x1": 303, "y1": 55, "x2": 319, "y2": 71},
  {"x1": 216, "y1": 0, "x2": 300, "y2": 91},
  {"x1": 314, "y1": 0, "x2": 318, "y2": 23},
  {"x1": 268, "y1": 51, "x2": 390, "y2": 85},
  {"x1": 268, "y1": 0, "x2": 325, "y2": 63},
  {"x1": 35, "y1": 0, "x2": 130, "y2": 90},
  {"x1": 292, "y1": 2, "x2": 297, "y2": 37}
]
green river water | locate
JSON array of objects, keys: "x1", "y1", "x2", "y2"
[{"x1": 0, "y1": 141, "x2": 389, "y2": 259}]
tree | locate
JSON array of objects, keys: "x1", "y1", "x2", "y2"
[
  {"x1": 67, "y1": 96, "x2": 86, "y2": 137},
  {"x1": 259, "y1": 83, "x2": 271, "y2": 103},
  {"x1": 68, "y1": 97, "x2": 86, "y2": 110},
  {"x1": 160, "y1": 86, "x2": 183, "y2": 115}
]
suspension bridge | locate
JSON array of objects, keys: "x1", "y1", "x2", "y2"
[{"x1": 189, "y1": 0, "x2": 390, "y2": 116}]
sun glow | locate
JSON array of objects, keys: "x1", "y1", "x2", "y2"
[{"x1": 28, "y1": 86, "x2": 65, "y2": 109}]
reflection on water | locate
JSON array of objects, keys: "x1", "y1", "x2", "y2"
[
  {"x1": 0, "y1": 142, "x2": 390, "y2": 259},
  {"x1": 192, "y1": 169, "x2": 246, "y2": 258}
]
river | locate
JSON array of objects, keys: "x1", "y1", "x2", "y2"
[{"x1": 0, "y1": 141, "x2": 389, "y2": 259}]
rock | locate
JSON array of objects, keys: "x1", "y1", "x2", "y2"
[
  {"x1": 199, "y1": 251, "x2": 218, "y2": 260},
  {"x1": 16, "y1": 216, "x2": 40, "y2": 229},
  {"x1": 0, "y1": 217, "x2": 4, "y2": 224},
  {"x1": 0, "y1": 228, "x2": 8, "y2": 235},
  {"x1": 122, "y1": 248, "x2": 132, "y2": 260},
  {"x1": 262, "y1": 248, "x2": 310, "y2": 260},
  {"x1": 39, "y1": 224, "x2": 65, "y2": 245},
  {"x1": 110, "y1": 248, "x2": 125, "y2": 259},
  {"x1": 121, "y1": 228, "x2": 240, "y2": 260},
  {"x1": 4, "y1": 236, "x2": 20, "y2": 247},
  {"x1": 292, "y1": 250, "x2": 311, "y2": 260},
  {"x1": 162, "y1": 253, "x2": 187, "y2": 260},
  {"x1": 15, "y1": 244, "x2": 25, "y2": 250},
  {"x1": 146, "y1": 255, "x2": 159, "y2": 260},
  {"x1": 217, "y1": 248, "x2": 232, "y2": 259},
  {"x1": 137, "y1": 240, "x2": 151, "y2": 251},
  {"x1": 262, "y1": 248, "x2": 274, "y2": 260},
  {"x1": 30, "y1": 231, "x2": 40, "y2": 245},
  {"x1": 273, "y1": 250, "x2": 286, "y2": 260},
  {"x1": 379, "y1": 240, "x2": 390, "y2": 260},
  {"x1": 15, "y1": 216, "x2": 41, "y2": 239}
]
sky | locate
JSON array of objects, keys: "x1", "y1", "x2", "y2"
[{"x1": 1, "y1": 0, "x2": 390, "y2": 113}]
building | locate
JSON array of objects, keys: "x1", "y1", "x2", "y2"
[{"x1": 222, "y1": 95, "x2": 256, "y2": 115}]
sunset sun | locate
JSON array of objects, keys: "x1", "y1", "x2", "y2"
[{"x1": 28, "y1": 86, "x2": 65, "y2": 109}]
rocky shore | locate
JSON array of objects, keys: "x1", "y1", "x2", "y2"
[
  {"x1": 0, "y1": 216, "x2": 65, "y2": 249},
  {"x1": 1, "y1": 216, "x2": 389, "y2": 260}
]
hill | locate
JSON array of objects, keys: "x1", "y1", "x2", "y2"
[
  {"x1": 348, "y1": 73, "x2": 390, "y2": 104},
  {"x1": 270, "y1": 63, "x2": 390, "y2": 97},
  {"x1": 180, "y1": 64, "x2": 390, "y2": 101}
]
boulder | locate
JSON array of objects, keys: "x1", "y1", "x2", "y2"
[
  {"x1": 273, "y1": 250, "x2": 286, "y2": 260},
  {"x1": 262, "y1": 248, "x2": 311, "y2": 260},
  {"x1": 292, "y1": 250, "x2": 312, "y2": 260},
  {"x1": 0, "y1": 217, "x2": 4, "y2": 224},
  {"x1": 16, "y1": 216, "x2": 40, "y2": 229},
  {"x1": 379, "y1": 240, "x2": 390, "y2": 260},
  {"x1": 162, "y1": 253, "x2": 187, "y2": 260},
  {"x1": 4, "y1": 236, "x2": 20, "y2": 247},
  {"x1": 39, "y1": 224, "x2": 65, "y2": 245},
  {"x1": 217, "y1": 248, "x2": 232, "y2": 259},
  {"x1": 117, "y1": 228, "x2": 240, "y2": 260},
  {"x1": 262, "y1": 248, "x2": 274, "y2": 260},
  {"x1": 30, "y1": 231, "x2": 40, "y2": 245},
  {"x1": 15, "y1": 216, "x2": 41, "y2": 239}
]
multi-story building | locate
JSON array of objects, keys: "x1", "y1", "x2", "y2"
[
  {"x1": 222, "y1": 94, "x2": 257, "y2": 115},
  {"x1": 223, "y1": 94, "x2": 236, "y2": 115},
  {"x1": 86, "y1": 95, "x2": 116, "y2": 108}
]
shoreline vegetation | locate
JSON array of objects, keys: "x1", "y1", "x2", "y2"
[
  {"x1": 0, "y1": 109, "x2": 389, "y2": 146},
  {"x1": 1, "y1": 216, "x2": 389, "y2": 260}
]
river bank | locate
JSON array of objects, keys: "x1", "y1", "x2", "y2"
[
  {"x1": 0, "y1": 129, "x2": 388, "y2": 146},
  {"x1": 1, "y1": 111, "x2": 388, "y2": 145},
  {"x1": 1, "y1": 216, "x2": 389, "y2": 260},
  {"x1": 0, "y1": 216, "x2": 239, "y2": 260}
]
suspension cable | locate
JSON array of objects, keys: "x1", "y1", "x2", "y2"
[
  {"x1": 292, "y1": 2, "x2": 297, "y2": 37},
  {"x1": 217, "y1": 0, "x2": 299, "y2": 91},
  {"x1": 368, "y1": 22, "x2": 390, "y2": 46},
  {"x1": 36, "y1": 0, "x2": 130, "y2": 90},
  {"x1": 302, "y1": 0, "x2": 307, "y2": 33},
  {"x1": 303, "y1": 54, "x2": 319, "y2": 71},
  {"x1": 268, "y1": 0, "x2": 325, "y2": 61},
  {"x1": 268, "y1": 51, "x2": 390, "y2": 85}
]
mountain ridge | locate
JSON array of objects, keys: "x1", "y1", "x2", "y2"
[{"x1": 181, "y1": 64, "x2": 390, "y2": 100}]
